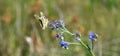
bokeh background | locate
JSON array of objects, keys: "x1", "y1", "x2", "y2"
[{"x1": 0, "y1": 0, "x2": 120, "y2": 56}]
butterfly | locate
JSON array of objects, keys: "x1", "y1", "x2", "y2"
[{"x1": 34, "y1": 12, "x2": 49, "y2": 30}]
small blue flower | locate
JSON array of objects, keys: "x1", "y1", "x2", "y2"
[
  {"x1": 59, "y1": 40, "x2": 69, "y2": 49},
  {"x1": 55, "y1": 20, "x2": 59, "y2": 24},
  {"x1": 73, "y1": 33, "x2": 81, "y2": 40},
  {"x1": 56, "y1": 33, "x2": 62, "y2": 40},
  {"x1": 49, "y1": 21, "x2": 56, "y2": 30},
  {"x1": 89, "y1": 32, "x2": 97, "y2": 41},
  {"x1": 55, "y1": 19, "x2": 65, "y2": 30},
  {"x1": 60, "y1": 19, "x2": 64, "y2": 26}
]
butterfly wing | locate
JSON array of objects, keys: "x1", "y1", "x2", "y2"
[
  {"x1": 34, "y1": 14, "x2": 43, "y2": 28},
  {"x1": 34, "y1": 12, "x2": 49, "y2": 30}
]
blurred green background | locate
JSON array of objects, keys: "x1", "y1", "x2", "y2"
[{"x1": 0, "y1": 0, "x2": 120, "y2": 56}]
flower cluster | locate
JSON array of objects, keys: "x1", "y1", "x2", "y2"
[
  {"x1": 49, "y1": 19, "x2": 70, "y2": 49},
  {"x1": 34, "y1": 12, "x2": 98, "y2": 56},
  {"x1": 49, "y1": 19, "x2": 65, "y2": 30},
  {"x1": 49, "y1": 19, "x2": 98, "y2": 56}
]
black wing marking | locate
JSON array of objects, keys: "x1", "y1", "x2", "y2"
[{"x1": 38, "y1": 19, "x2": 43, "y2": 28}]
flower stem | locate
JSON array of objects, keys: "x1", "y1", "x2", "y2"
[
  {"x1": 66, "y1": 42, "x2": 80, "y2": 45},
  {"x1": 62, "y1": 27, "x2": 74, "y2": 35},
  {"x1": 90, "y1": 50, "x2": 95, "y2": 56},
  {"x1": 92, "y1": 40, "x2": 94, "y2": 50},
  {"x1": 78, "y1": 39, "x2": 95, "y2": 56}
]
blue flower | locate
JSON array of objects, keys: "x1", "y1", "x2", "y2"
[
  {"x1": 49, "y1": 19, "x2": 65, "y2": 30},
  {"x1": 73, "y1": 33, "x2": 81, "y2": 40},
  {"x1": 89, "y1": 32, "x2": 98, "y2": 41},
  {"x1": 59, "y1": 40, "x2": 69, "y2": 49},
  {"x1": 55, "y1": 19, "x2": 65, "y2": 30},
  {"x1": 60, "y1": 19, "x2": 64, "y2": 26},
  {"x1": 55, "y1": 20, "x2": 59, "y2": 24},
  {"x1": 49, "y1": 21, "x2": 56, "y2": 30},
  {"x1": 56, "y1": 33, "x2": 62, "y2": 40}
]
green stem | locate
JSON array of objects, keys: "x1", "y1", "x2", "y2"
[
  {"x1": 78, "y1": 39, "x2": 95, "y2": 56},
  {"x1": 62, "y1": 27, "x2": 74, "y2": 35},
  {"x1": 92, "y1": 40, "x2": 94, "y2": 50},
  {"x1": 90, "y1": 50, "x2": 95, "y2": 56}
]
